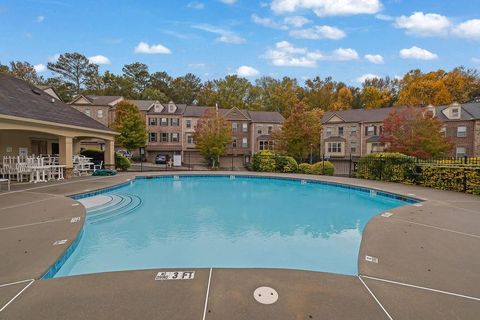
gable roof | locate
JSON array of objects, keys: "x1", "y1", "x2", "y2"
[
  {"x1": 247, "y1": 110, "x2": 284, "y2": 123},
  {"x1": 129, "y1": 100, "x2": 157, "y2": 111},
  {"x1": 322, "y1": 107, "x2": 400, "y2": 124},
  {"x1": 70, "y1": 95, "x2": 123, "y2": 106},
  {"x1": 434, "y1": 103, "x2": 480, "y2": 121},
  {"x1": 0, "y1": 73, "x2": 113, "y2": 132}
]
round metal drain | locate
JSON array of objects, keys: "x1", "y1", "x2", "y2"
[{"x1": 253, "y1": 286, "x2": 278, "y2": 304}]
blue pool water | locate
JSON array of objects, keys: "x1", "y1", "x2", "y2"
[{"x1": 54, "y1": 176, "x2": 410, "y2": 277}]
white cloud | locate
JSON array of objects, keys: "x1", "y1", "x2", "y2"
[
  {"x1": 48, "y1": 53, "x2": 60, "y2": 63},
  {"x1": 270, "y1": 0, "x2": 382, "y2": 17},
  {"x1": 289, "y1": 25, "x2": 346, "y2": 40},
  {"x1": 34, "y1": 64, "x2": 47, "y2": 73},
  {"x1": 356, "y1": 73, "x2": 380, "y2": 83},
  {"x1": 284, "y1": 15, "x2": 311, "y2": 28},
  {"x1": 236, "y1": 65, "x2": 260, "y2": 77},
  {"x1": 262, "y1": 41, "x2": 359, "y2": 68},
  {"x1": 364, "y1": 54, "x2": 384, "y2": 64},
  {"x1": 187, "y1": 1, "x2": 204, "y2": 9},
  {"x1": 399, "y1": 46, "x2": 438, "y2": 60},
  {"x1": 375, "y1": 14, "x2": 393, "y2": 21},
  {"x1": 332, "y1": 48, "x2": 359, "y2": 60},
  {"x1": 88, "y1": 55, "x2": 111, "y2": 65},
  {"x1": 395, "y1": 12, "x2": 451, "y2": 37},
  {"x1": 220, "y1": 0, "x2": 236, "y2": 4},
  {"x1": 251, "y1": 14, "x2": 286, "y2": 29},
  {"x1": 134, "y1": 41, "x2": 171, "y2": 54},
  {"x1": 193, "y1": 24, "x2": 246, "y2": 44},
  {"x1": 472, "y1": 57, "x2": 480, "y2": 64},
  {"x1": 452, "y1": 19, "x2": 480, "y2": 40},
  {"x1": 36, "y1": 15, "x2": 45, "y2": 22}
]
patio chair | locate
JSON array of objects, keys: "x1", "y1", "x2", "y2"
[
  {"x1": 93, "y1": 161, "x2": 103, "y2": 172},
  {"x1": 0, "y1": 178, "x2": 10, "y2": 191},
  {"x1": 16, "y1": 163, "x2": 32, "y2": 182}
]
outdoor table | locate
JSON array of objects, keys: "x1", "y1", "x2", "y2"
[{"x1": 29, "y1": 165, "x2": 50, "y2": 183}]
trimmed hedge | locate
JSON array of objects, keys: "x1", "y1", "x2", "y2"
[
  {"x1": 251, "y1": 151, "x2": 333, "y2": 175},
  {"x1": 356, "y1": 152, "x2": 480, "y2": 195},
  {"x1": 115, "y1": 153, "x2": 131, "y2": 171},
  {"x1": 80, "y1": 149, "x2": 104, "y2": 164},
  {"x1": 356, "y1": 152, "x2": 416, "y2": 183},
  {"x1": 298, "y1": 161, "x2": 334, "y2": 175}
]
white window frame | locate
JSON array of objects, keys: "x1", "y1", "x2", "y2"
[
  {"x1": 85, "y1": 109, "x2": 91, "y2": 116},
  {"x1": 97, "y1": 109, "x2": 104, "y2": 118},
  {"x1": 350, "y1": 126, "x2": 357, "y2": 136},
  {"x1": 457, "y1": 126, "x2": 467, "y2": 138},
  {"x1": 350, "y1": 142, "x2": 357, "y2": 153},
  {"x1": 149, "y1": 117, "x2": 157, "y2": 126},
  {"x1": 149, "y1": 132, "x2": 157, "y2": 142},
  {"x1": 327, "y1": 142, "x2": 342, "y2": 153},
  {"x1": 456, "y1": 147, "x2": 467, "y2": 158},
  {"x1": 186, "y1": 119, "x2": 192, "y2": 128},
  {"x1": 242, "y1": 137, "x2": 248, "y2": 148},
  {"x1": 326, "y1": 127, "x2": 333, "y2": 137},
  {"x1": 242, "y1": 123, "x2": 248, "y2": 133},
  {"x1": 171, "y1": 133, "x2": 179, "y2": 143},
  {"x1": 232, "y1": 122, "x2": 237, "y2": 132}
]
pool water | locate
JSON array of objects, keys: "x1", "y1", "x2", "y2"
[{"x1": 54, "y1": 176, "x2": 410, "y2": 277}]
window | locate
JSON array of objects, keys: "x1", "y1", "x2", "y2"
[
  {"x1": 268, "y1": 126, "x2": 273, "y2": 134},
  {"x1": 149, "y1": 132, "x2": 157, "y2": 142},
  {"x1": 160, "y1": 133, "x2": 168, "y2": 142},
  {"x1": 350, "y1": 142, "x2": 357, "y2": 153},
  {"x1": 242, "y1": 123, "x2": 248, "y2": 133},
  {"x1": 457, "y1": 126, "x2": 467, "y2": 137},
  {"x1": 259, "y1": 140, "x2": 274, "y2": 151},
  {"x1": 97, "y1": 109, "x2": 104, "y2": 118},
  {"x1": 160, "y1": 118, "x2": 168, "y2": 126},
  {"x1": 338, "y1": 127, "x2": 344, "y2": 136},
  {"x1": 326, "y1": 127, "x2": 333, "y2": 136},
  {"x1": 451, "y1": 107, "x2": 460, "y2": 119},
  {"x1": 186, "y1": 120, "x2": 192, "y2": 128},
  {"x1": 232, "y1": 137, "x2": 237, "y2": 148},
  {"x1": 242, "y1": 137, "x2": 248, "y2": 148},
  {"x1": 440, "y1": 126, "x2": 447, "y2": 136},
  {"x1": 232, "y1": 122, "x2": 237, "y2": 132},
  {"x1": 327, "y1": 142, "x2": 342, "y2": 153},
  {"x1": 171, "y1": 133, "x2": 179, "y2": 142},
  {"x1": 85, "y1": 109, "x2": 91, "y2": 116},
  {"x1": 149, "y1": 117, "x2": 157, "y2": 126},
  {"x1": 372, "y1": 143, "x2": 384, "y2": 153},
  {"x1": 170, "y1": 118, "x2": 180, "y2": 126},
  {"x1": 350, "y1": 126, "x2": 357, "y2": 136},
  {"x1": 186, "y1": 134, "x2": 194, "y2": 144},
  {"x1": 456, "y1": 147, "x2": 467, "y2": 158},
  {"x1": 257, "y1": 125, "x2": 263, "y2": 134},
  {"x1": 366, "y1": 126, "x2": 375, "y2": 136}
]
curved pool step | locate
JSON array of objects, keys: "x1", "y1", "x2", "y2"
[{"x1": 86, "y1": 193, "x2": 143, "y2": 224}]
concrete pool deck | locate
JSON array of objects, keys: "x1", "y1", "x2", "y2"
[{"x1": 0, "y1": 172, "x2": 479, "y2": 319}]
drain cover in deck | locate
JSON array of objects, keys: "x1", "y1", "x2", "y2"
[{"x1": 253, "y1": 286, "x2": 278, "y2": 304}]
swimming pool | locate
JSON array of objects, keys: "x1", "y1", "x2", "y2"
[{"x1": 53, "y1": 176, "x2": 413, "y2": 278}]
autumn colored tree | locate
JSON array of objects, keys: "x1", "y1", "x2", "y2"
[
  {"x1": 193, "y1": 110, "x2": 232, "y2": 168},
  {"x1": 381, "y1": 107, "x2": 453, "y2": 159},
  {"x1": 111, "y1": 101, "x2": 148, "y2": 151},
  {"x1": 273, "y1": 103, "x2": 323, "y2": 162},
  {"x1": 331, "y1": 86, "x2": 353, "y2": 110}
]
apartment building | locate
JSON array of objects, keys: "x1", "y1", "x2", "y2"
[
  {"x1": 71, "y1": 96, "x2": 284, "y2": 165},
  {"x1": 321, "y1": 103, "x2": 480, "y2": 158}
]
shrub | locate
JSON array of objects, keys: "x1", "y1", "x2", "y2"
[
  {"x1": 298, "y1": 161, "x2": 334, "y2": 175},
  {"x1": 115, "y1": 153, "x2": 131, "y2": 171},
  {"x1": 419, "y1": 166, "x2": 480, "y2": 195},
  {"x1": 275, "y1": 155, "x2": 298, "y2": 173},
  {"x1": 130, "y1": 155, "x2": 146, "y2": 162},
  {"x1": 356, "y1": 152, "x2": 416, "y2": 183},
  {"x1": 251, "y1": 151, "x2": 276, "y2": 172},
  {"x1": 80, "y1": 149, "x2": 104, "y2": 164},
  {"x1": 298, "y1": 163, "x2": 312, "y2": 174}
]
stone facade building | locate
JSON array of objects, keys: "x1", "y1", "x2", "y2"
[{"x1": 321, "y1": 103, "x2": 480, "y2": 159}]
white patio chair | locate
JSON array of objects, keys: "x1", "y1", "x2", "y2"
[{"x1": 93, "y1": 161, "x2": 103, "y2": 172}]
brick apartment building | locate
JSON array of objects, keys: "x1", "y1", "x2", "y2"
[
  {"x1": 70, "y1": 97, "x2": 284, "y2": 166},
  {"x1": 321, "y1": 102, "x2": 480, "y2": 158}
]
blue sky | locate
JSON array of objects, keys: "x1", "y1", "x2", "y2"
[{"x1": 1, "y1": 0, "x2": 479, "y2": 85}]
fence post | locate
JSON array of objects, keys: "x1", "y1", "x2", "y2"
[{"x1": 349, "y1": 153, "x2": 352, "y2": 177}]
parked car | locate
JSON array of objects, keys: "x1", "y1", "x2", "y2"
[
  {"x1": 155, "y1": 154, "x2": 170, "y2": 165},
  {"x1": 117, "y1": 150, "x2": 132, "y2": 159}
]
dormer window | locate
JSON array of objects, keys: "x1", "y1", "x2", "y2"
[
  {"x1": 153, "y1": 103, "x2": 164, "y2": 113},
  {"x1": 451, "y1": 107, "x2": 460, "y2": 119},
  {"x1": 168, "y1": 101, "x2": 177, "y2": 113}
]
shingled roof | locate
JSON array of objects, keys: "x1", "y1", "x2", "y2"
[{"x1": 0, "y1": 74, "x2": 113, "y2": 132}]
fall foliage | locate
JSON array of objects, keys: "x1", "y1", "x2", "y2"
[
  {"x1": 193, "y1": 110, "x2": 232, "y2": 168},
  {"x1": 273, "y1": 103, "x2": 323, "y2": 162},
  {"x1": 381, "y1": 107, "x2": 453, "y2": 159},
  {"x1": 111, "y1": 101, "x2": 148, "y2": 151}
]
